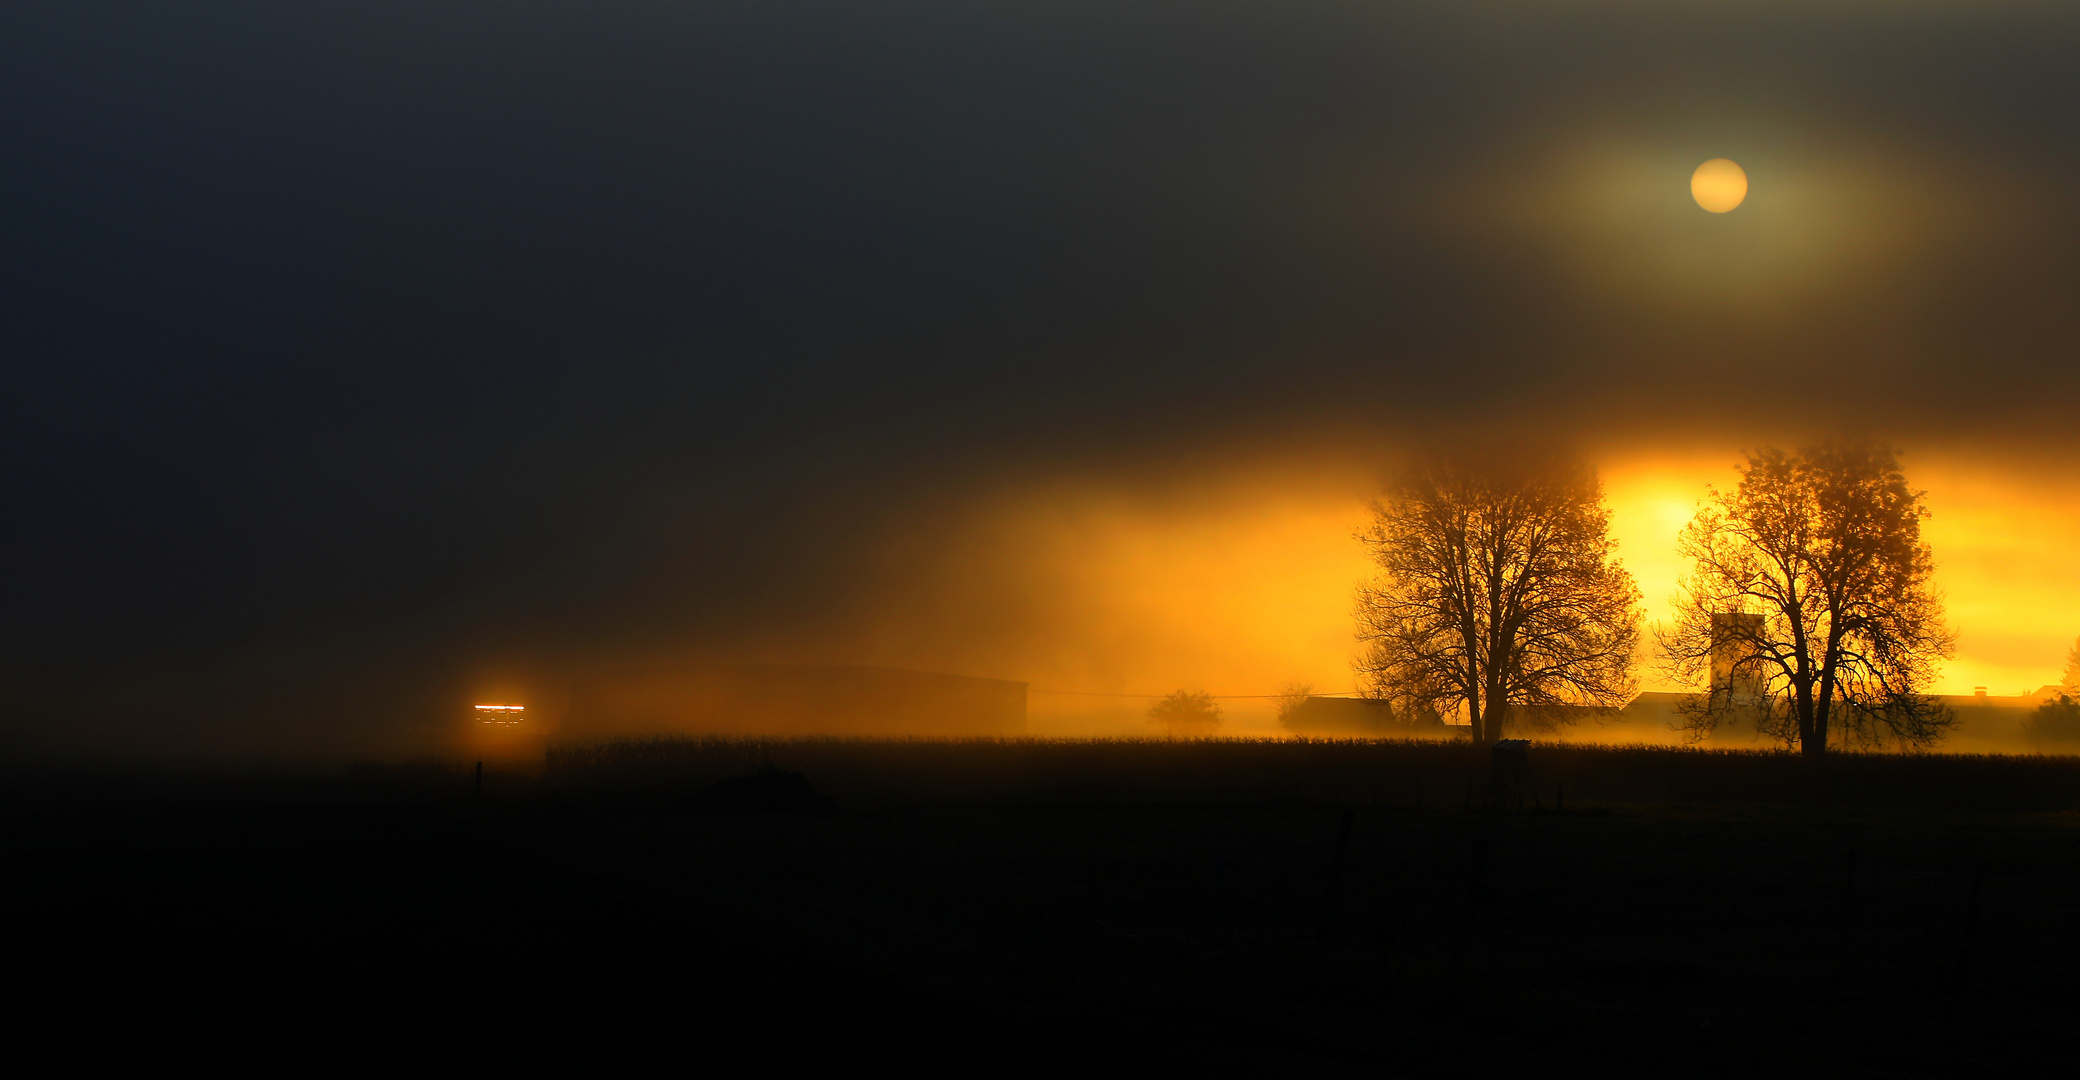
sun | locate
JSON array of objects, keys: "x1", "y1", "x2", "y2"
[{"x1": 1691, "y1": 158, "x2": 1748, "y2": 213}]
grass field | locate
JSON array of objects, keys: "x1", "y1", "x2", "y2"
[
  {"x1": 546, "y1": 734, "x2": 2080, "y2": 813},
  {"x1": 11, "y1": 738, "x2": 2080, "y2": 1074}
]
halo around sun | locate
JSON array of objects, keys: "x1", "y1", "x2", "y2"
[{"x1": 1691, "y1": 158, "x2": 1748, "y2": 213}]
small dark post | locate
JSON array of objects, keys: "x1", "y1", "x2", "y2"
[
  {"x1": 473, "y1": 760, "x2": 483, "y2": 801},
  {"x1": 1555, "y1": 778, "x2": 1565, "y2": 814},
  {"x1": 1370, "y1": 911, "x2": 1395, "y2": 972},
  {"x1": 1954, "y1": 862, "x2": 1985, "y2": 983},
  {"x1": 1489, "y1": 739, "x2": 1529, "y2": 812},
  {"x1": 1458, "y1": 836, "x2": 1490, "y2": 969},
  {"x1": 1315, "y1": 808, "x2": 1357, "y2": 955},
  {"x1": 1330, "y1": 807, "x2": 1355, "y2": 880}
]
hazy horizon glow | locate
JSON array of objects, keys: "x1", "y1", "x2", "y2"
[
  {"x1": 6, "y1": 2, "x2": 2077, "y2": 755},
  {"x1": 875, "y1": 445, "x2": 2079, "y2": 738}
]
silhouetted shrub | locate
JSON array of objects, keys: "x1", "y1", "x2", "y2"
[{"x1": 2025, "y1": 695, "x2": 2080, "y2": 750}]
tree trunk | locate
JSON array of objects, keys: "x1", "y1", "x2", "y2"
[
  {"x1": 1811, "y1": 651, "x2": 1840, "y2": 758},
  {"x1": 1793, "y1": 675, "x2": 1824, "y2": 757},
  {"x1": 1801, "y1": 678, "x2": 1832, "y2": 757}
]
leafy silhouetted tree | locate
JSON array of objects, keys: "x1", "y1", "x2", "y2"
[
  {"x1": 1355, "y1": 450, "x2": 1640, "y2": 744},
  {"x1": 1148, "y1": 690, "x2": 1222, "y2": 738},
  {"x1": 1658, "y1": 441, "x2": 1954, "y2": 755},
  {"x1": 2064, "y1": 636, "x2": 2080, "y2": 696},
  {"x1": 2025, "y1": 694, "x2": 2080, "y2": 751}
]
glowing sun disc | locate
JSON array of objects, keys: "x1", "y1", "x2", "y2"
[{"x1": 1691, "y1": 158, "x2": 1748, "y2": 213}]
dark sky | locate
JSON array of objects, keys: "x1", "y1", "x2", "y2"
[{"x1": 5, "y1": 2, "x2": 2077, "y2": 753}]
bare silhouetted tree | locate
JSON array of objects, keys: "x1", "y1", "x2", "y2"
[
  {"x1": 1658, "y1": 441, "x2": 1954, "y2": 755},
  {"x1": 1148, "y1": 690, "x2": 1222, "y2": 738},
  {"x1": 2063, "y1": 636, "x2": 2080, "y2": 696},
  {"x1": 1272, "y1": 682, "x2": 1313, "y2": 732},
  {"x1": 1356, "y1": 450, "x2": 1640, "y2": 744}
]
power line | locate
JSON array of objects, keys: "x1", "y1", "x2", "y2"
[{"x1": 1029, "y1": 689, "x2": 1365, "y2": 699}]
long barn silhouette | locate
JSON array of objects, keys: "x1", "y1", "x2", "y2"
[{"x1": 561, "y1": 663, "x2": 1027, "y2": 739}]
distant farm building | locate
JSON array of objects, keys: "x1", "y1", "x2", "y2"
[
  {"x1": 473, "y1": 703, "x2": 527, "y2": 727},
  {"x1": 1552, "y1": 685, "x2": 2070, "y2": 751},
  {"x1": 1280, "y1": 696, "x2": 1456, "y2": 738},
  {"x1": 562, "y1": 664, "x2": 1027, "y2": 739},
  {"x1": 1276, "y1": 685, "x2": 2065, "y2": 749},
  {"x1": 462, "y1": 702, "x2": 544, "y2": 760}
]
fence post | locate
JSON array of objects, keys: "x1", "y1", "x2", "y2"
[
  {"x1": 1459, "y1": 837, "x2": 1489, "y2": 970},
  {"x1": 1489, "y1": 740, "x2": 1529, "y2": 812},
  {"x1": 1315, "y1": 808, "x2": 1356, "y2": 957},
  {"x1": 1954, "y1": 861, "x2": 1985, "y2": 984}
]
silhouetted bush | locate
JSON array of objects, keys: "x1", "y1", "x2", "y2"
[{"x1": 2025, "y1": 694, "x2": 2080, "y2": 750}]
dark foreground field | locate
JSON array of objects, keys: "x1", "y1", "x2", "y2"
[{"x1": 10, "y1": 739, "x2": 2080, "y2": 1076}]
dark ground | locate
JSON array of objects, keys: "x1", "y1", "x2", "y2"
[{"x1": 9, "y1": 741, "x2": 2078, "y2": 1076}]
